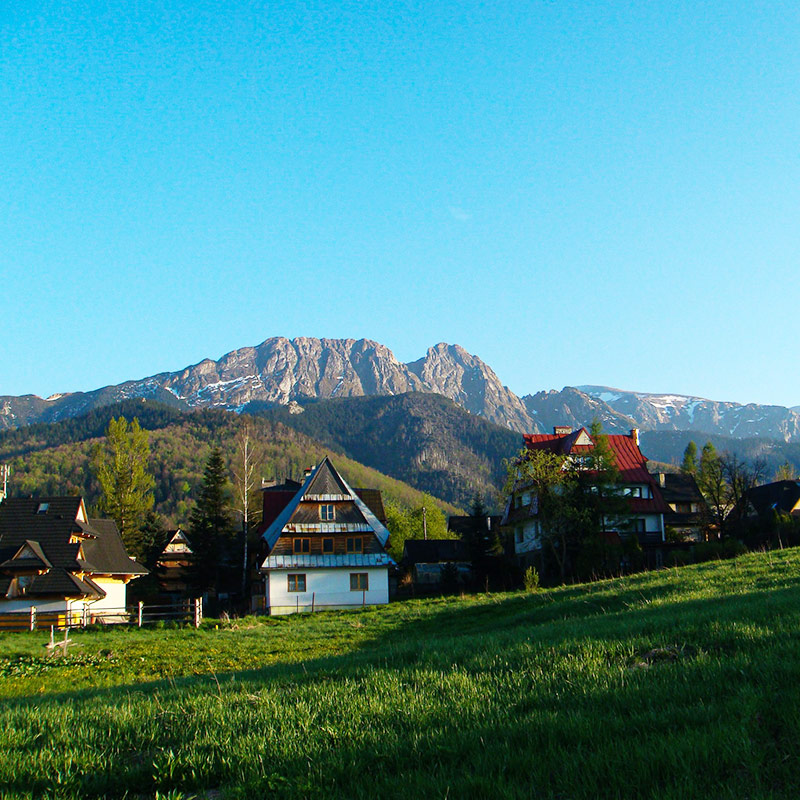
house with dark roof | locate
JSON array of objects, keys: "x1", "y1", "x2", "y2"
[
  {"x1": 654, "y1": 472, "x2": 708, "y2": 541},
  {"x1": 743, "y1": 480, "x2": 800, "y2": 518},
  {"x1": 155, "y1": 529, "x2": 195, "y2": 599},
  {"x1": 504, "y1": 427, "x2": 667, "y2": 566},
  {"x1": 0, "y1": 496, "x2": 148, "y2": 617},
  {"x1": 258, "y1": 457, "x2": 395, "y2": 614},
  {"x1": 402, "y1": 539, "x2": 471, "y2": 587}
]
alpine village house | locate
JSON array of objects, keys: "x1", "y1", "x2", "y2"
[
  {"x1": 504, "y1": 427, "x2": 668, "y2": 568},
  {"x1": 257, "y1": 457, "x2": 395, "y2": 614},
  {"x1": 0, "y1": 496, "x2": 148, "y2": 622}
]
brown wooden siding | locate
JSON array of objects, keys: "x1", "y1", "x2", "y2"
[{"x1": 271, "y1": 533, "x2": 383, "y2": 556}]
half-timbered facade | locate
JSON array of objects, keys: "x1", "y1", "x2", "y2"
[{"x1": 258, "y1": 457, "x2": 394, "y2": 614}]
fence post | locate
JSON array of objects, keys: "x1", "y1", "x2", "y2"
[
  {"x1": 311, "y1": 592, "x2": 315, "y2": 613},
  {"x1": 138, "y1": 601, "x2": 144, "y2": 628},
  {"x1": 30, "y1": 605, "x2": 36, "y2": 631},
  {"x1": 82, "y1": 604, "x2": 88, "y2": 628},
  {"x1": 194, "y1": 597, "x2": 202, "y2": 629},
  {"x1": 362, "y1": 589, "x2": 365, "y2": 607}
]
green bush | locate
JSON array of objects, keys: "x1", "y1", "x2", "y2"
[{"x1": 523, "y1": 565, "x2": 540, "y2": 592}]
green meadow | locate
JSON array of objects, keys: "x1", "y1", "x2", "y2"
[{"x1": 3, "y1": 550, "x2": 800, "y2": 799}]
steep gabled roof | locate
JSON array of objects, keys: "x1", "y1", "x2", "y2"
[
  {"x1": 522, "y1": 428, "x2": 668, "y2": 513},
  {"x1": 745, "y1": 481, "x2": 800, "y2": 516},
  {"x1": 0, "y1": 540, "x2": 53, "y2": 571},
  {"x1": 260, "y1": 457, "x2": 391, "y2": 552},
  {"x1": 0, "y1": 498, "x2": 147, "y2": 598},
  {"x1": 305, "y1": 459, "x2": 352, "y2": 500},
  {"x1": 82, "y1": 519, "x2": 148, "y2": 575}
]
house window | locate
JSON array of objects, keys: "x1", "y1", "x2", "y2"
[
  {"x1": 623, "y1": 486, "x2": 643, "y2": 498},
  {"x1": 350, "y1": 573, "x2": 368, "y2": 591},
  {"x1": 632, "y1": 519, "x2": 646, "y2": 533},
  {"x1": 322, "y1": 538, "x2": 334, "y2": 554},
  {"x1": 36, "y1": 503, "x2": 49, "y2": 514},
  {"x1": 287, "y1": 574, "x2": 306, "y2": 592},
  {"x1": 292, "y1": 538, "x2": 310, "y2": 554},
  {"x1": 346, "y1": 537, "x2": 363, "y2": 553},
  {"x1": 319, "y1": 504, "x2": 335, "y2": 521}
]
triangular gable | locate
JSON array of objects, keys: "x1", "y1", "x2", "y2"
[
  {"x1": 163, "y1": 530, "x2": 193, "y2": 555},
  {"x1": 260, "y1": 457, "x2": 391, "y2": 551},
  {"x1": 0, "y1": 539, "x2": 52, "y2": 571},
  {"x1": 304, "y1": 457, "x2": 352, "y2": 500},
  {"x1": 573, "y1": 429, "x2": 592, "y2": 446}
]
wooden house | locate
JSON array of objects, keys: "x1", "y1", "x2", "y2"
[
  {"x1": 258, "y1": 457, "x2": 394, "y2": 614},
  {"x1": 0, "y1": 496, "x2": 148, "y2": 619},
  {"x1": 155, "y1": 529, "x2": 195, "y2": 599}
]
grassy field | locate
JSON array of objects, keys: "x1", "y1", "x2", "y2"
[{"x1": 3, "y1": 550, "x2": 800, "y2": 798}]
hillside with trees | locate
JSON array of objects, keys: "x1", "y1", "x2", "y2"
[
  {"x1": 0, "y1": 402, "x2": 460, "y2": 528},
  {"x1": 248, "y1": 392, "x2": 520, "y2": 509}
]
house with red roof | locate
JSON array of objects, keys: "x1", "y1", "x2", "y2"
[{"x1": 504, "y1": 426, "x2": 667, "y2": 568}]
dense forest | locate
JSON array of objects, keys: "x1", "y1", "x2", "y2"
[{"x1": 1, "y1": 401, "x2": 460, "y2": 527}]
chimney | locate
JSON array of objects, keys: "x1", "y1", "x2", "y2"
[
  {"x1": 303, "y1": 466, "x2": 314, "y2": 477},
  {"x1": 630, "y1": 428, "x2": 639, "y2": 446},
  {"x1": 554, "y1": 426, "x2": 572, "y2": 436},
  {"x1": 657, "y1": 472, "x2": 666, "y2": 488}
]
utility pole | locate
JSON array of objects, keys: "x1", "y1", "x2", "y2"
[
  {"x1": 422, "y1": 506, "x2": 428, "y2": 540},
  {"x1": 0, "y1": 464, "x2": 9, "y2": 502}
]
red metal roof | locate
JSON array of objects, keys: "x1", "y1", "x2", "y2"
[{"x1": 522, "y1": 428, "x2": 669, "y2": 513}]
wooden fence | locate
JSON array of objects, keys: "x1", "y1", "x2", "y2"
[{"x1": 0, "y1": 599, "x2": 203, "y2": 632}]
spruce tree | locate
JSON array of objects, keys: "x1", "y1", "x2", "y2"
[
  {"x1": 189, "y1": 448, "x2": 235, "y2": 595},
  {"x1": 681, "y1": 441, "x2": 698, "y2": 475}
]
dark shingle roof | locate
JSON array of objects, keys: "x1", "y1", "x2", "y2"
[
  {"x1": 0, "y1": 539, "x2": 52, "y2": 571},
  {"x1": 403, "y1": 539, "x2": 469, "y2": 564},
  {"x1": 305, "y1": 458, "x2": 352, "y2": 498},
  {"x1": 0, "y1": 497, "x2": 147, "y2": 601},
  {"x1": 83, "y1": 519, "x2": 148, "y2": 575},
  {"x1": 745, "y1": 481, "x2": 800, "y2": 516},
  {"x1": 657, "y1": 473, "x2": 705, "y2": 505}
]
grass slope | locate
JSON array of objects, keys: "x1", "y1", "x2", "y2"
[{"x1": 2, "y1": 550, "x2": 800, "y2": 798}]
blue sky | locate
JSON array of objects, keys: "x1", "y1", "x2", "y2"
[{"x1": 2, "y1": 1, "x2": 799, "y2": 407}]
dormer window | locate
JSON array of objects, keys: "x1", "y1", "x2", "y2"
[
  {"x1": 36, "y1": 503, "x2": 49, "y2": 514},
  {"x1": 319, "y1": 504, "x2": 335, "y2": 521}
]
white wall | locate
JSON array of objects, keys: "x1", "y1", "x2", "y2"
[
  {"x1": 267, "y1": 568, "x2": 389, "y2": 615},
  {"x1": 91, "y1": 579, "x2": 128, "y2": 612}
]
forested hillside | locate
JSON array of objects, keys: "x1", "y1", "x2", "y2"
[
  {"x1": 0, "y1": 401, "x2": 459, "y2": 526},
  {"x1": 641, "y1": 429, "x2": 800, "y2": 477},
  {"x1": 248, "y1": 392, "x2": 521, "y2": 509}
]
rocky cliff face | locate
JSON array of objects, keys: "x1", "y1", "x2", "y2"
[
  {"x1": 0, "y1": 338, "x2": 531, "y2": 432},
  {"x1": 407, "y1": 343, "x2": 535, "y2": 432}
]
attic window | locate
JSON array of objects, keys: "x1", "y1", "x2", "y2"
[
  {"x1": 319, "y1": 504, "x2": 335, "y2": 521},
  {"x1": 36, "y1": 503, "x2": 49, "y2": 514}
]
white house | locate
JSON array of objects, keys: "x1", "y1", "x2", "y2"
[{"x1": 258, "y1": 457, "x2": 394, "y2": 614}]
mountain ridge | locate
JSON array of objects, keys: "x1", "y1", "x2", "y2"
[{"x1": 3, "y1": 336, "x2": 800, "y2": 443}]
